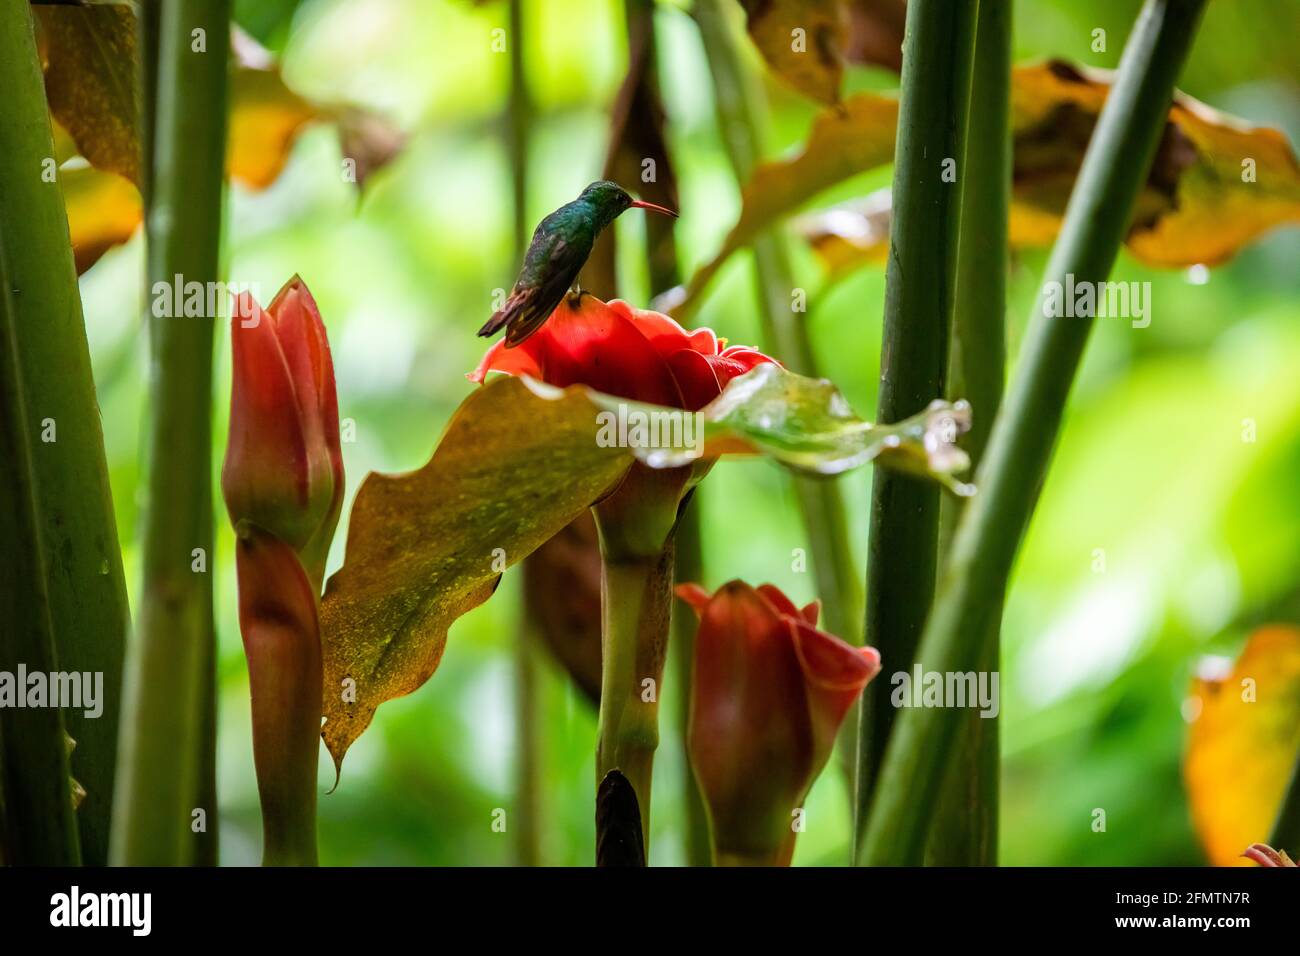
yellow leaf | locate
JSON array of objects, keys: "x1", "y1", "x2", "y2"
[
  {"x1": 228, "y1": 66, "x2": 320, "y2": 190},
  {"x1": 59, "y1": 164, "x2": 142, "y2": 275},
  {"x1": 1184, "y1": 627, "x2": 1300, "y2": 866},
  {"x1": 1012, "y1": 61, "x2": 1300, "y2": 268},
  {"x1": 740, "y1": 0, "x2": 847, "y2": 106},
  {"x1": 677, "y1": 92, "x2": 898, "y2": 309},
  {"x1": 681, "y1": 59, "x2": 1300, "y2": 312},
  {"x1": 36, "y1": 4, "x2": 140, "y2": 189}
]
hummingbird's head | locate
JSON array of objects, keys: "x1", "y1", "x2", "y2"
[{"x1": 579, "y1": 180, "x2": 677, "y2": 227}]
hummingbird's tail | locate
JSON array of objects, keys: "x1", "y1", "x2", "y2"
[
  {"x1": 478, "y1": 284, "x2": 560, "y2": 347},
  {"x1": 477, "y1": 310, "x2": 510, "y2": 338}
]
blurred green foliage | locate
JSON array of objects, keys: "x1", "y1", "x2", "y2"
[{"x1": 81, "y1": 0, "x2": 1300, "y2": 864}]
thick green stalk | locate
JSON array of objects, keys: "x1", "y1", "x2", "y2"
[
  {"x1": 592, "y1": 467, "x2": 682, "y2": 856},
  {"x1": 593, "y1": 538, "x2": 675, "y2": 850},
  {"x1": 506, "y1": 0, "x2": 543, "y2": 868},
  {"x1": 692, "y1": 0, "x2": 862, "y2": 647},
  {"x1": 858, "y1": 0, "x2": 1207, "y2": 866},
  {"x1": 0, "y1": 233, "x2": 81, "y2": 867},
  {"x1": 854, "y1": 0, "x2": 979, "y2": 858},
  {"x1": 670, "y1": 495, "x2": 711, "y2": 866},
  {"x1": 0, "y1": 0, "x2": 129, "y2": 867},
  {"x1": 113, "y1": 0, "x2": 230, "y2": 865},
  {"x1": 928, "y1": 0, "x2": 1012, "y2": 867},
  {"x1": 1269, "y1": 745, "x2": 1300, "y2": 858}
]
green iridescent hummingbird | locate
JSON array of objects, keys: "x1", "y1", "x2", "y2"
[{"x1": 478, "y1": 180, "x2": 677, "y2": 348}]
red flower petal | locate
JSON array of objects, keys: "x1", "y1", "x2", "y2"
[
  {"x1": 675, "y1": 582, "x2": 712, "y2": 614},
  {"x1": 224, "y1": 292, "x2": 311, "y2": 516},
  {"x1": 472, "y1": 296, "x2": 684, "y2": 407},
  {"x1": 664, "y1": 347, "x2": 724, "y2": 412},
  {"x1": 756, "y1": 583, "x2": 802, "y2": 620},
  {"x1": 606, "y1": 299, "x2": 703, "y2": 357},
  {"x1": 799, "y1": 600, "x2": 821, "y2": 627},
  {"x1": 789, "y1": 617, "x2": 881, "y2": 761},
  {"x1": 708, "y1": 348, "x2": 777, "y2": 389}
]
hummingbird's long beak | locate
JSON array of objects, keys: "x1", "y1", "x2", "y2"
[{"x1": 630, "y1": 199, "x2": 678, "y2": 218}]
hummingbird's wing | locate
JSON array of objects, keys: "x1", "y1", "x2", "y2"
[{"x1": 478, "y1": 226, "x2": 591, "y2": 346}]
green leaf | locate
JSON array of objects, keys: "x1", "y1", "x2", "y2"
[
  {"x1": 320, "y1": 365, "x2": 973, "y2": 771},
  {"x1": 586, "y1": 363, "x2": 973, "y2": 491}
]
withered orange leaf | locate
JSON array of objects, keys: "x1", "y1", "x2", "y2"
[
  {"x1": 676, "y1": 92, "x2": 898, "y2": 311},
  {"x1": 228, "y1": 62, "x2": 320, "y2": 190},
  {"x1": 36, "y1": 3, "x2": 140, "y2": 189},
  {"x1": 1011, "y1": 61, "x2": 1300, "y2": 268},
  {"x1": 59, "y1": 164, "x2": 142, "y2": 274},
  {"x1": 680, "y1": 60, "x2": 1300, "y2": 312},
  {"x1": 1184, "y1": 627, "x2": 1300, "y2": 866},
  {"x1": 843, "y1": 0, "x2": 906, "y2": 73},
  {"x1": 739, "y1": 0, "x2": 847, "y2": 106}
]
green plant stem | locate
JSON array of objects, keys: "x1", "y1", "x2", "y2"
[
  {"x1": 592, "y1": 524, "x2": 676, "y2": 852},
  {"x1": 670, "y1": 494, "x2": 711, "y2": 866},
  {"x1": 505, "y1": 0, "x2": 543, "y2": 869},
  {"x1": 854, "y1": 0, "x2": 979, "y2": 862},
  {"x1": 692, "y1": 0, "x2": 862, "y2": 648},
  {"x1": 0, "y1": 0, "x2": 129, "y2": 867},
  {"x1": 1269, "y1": 744, "x2": 1300, "y2": 859},
  {"x1": 857, "y1": 0, "x2": 1208, "y2": 867},
  {"x1": 113, "y1": 0, "x2": 231, "y2": 866},
  {"x1": 0, "y1": 228, "x2": 81, "y2": 868},
  {"x1": 928, "y1": 0, "x2": 1012, "y2": 867}
]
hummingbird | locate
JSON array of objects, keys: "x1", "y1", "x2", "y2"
[{"x1": 478, "y1": 180, "x2": 677, "y2": 348}]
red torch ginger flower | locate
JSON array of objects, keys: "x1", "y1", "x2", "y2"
[
  {"x1": 223, "y1": 276, "x2": 344, "y2": 587},
  {"x1": 677, "y1": 580, "x2": 881, "y2": 866},
  {"x1": 469, "y1": 293, "x2": 776, "y2": 411}
]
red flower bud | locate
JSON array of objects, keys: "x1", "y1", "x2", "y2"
[
  {"x1": 222, "y1": 276, "x2": 343, "y2": 587},
  {"x1": 469, "y1": 294, "x2": 777, "y2": 411},
  {"x1": 678, "y1": 580, "x2": 881, "y2": 865}
]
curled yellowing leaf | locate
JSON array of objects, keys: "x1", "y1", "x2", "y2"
[
  {"x1": 59, "y1": 164, "x2": 142, "y2": 275},
  {"x1": 1184, "y1": 627, "x2": 1300, "y2": 866},
  {"x1": 679, "y1": 60, "x2": 1300, "y2": 312},
  {"x1": 36, "y1": 3, "x2": 140, "y2": 189},
  {"x1": 739, "y1": 0, "x2": 848, "y2": 106}
]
